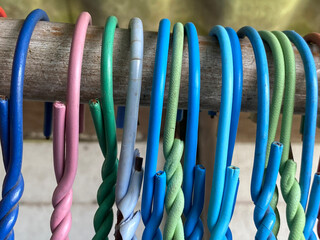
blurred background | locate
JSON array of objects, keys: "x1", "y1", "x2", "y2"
[{"x1": 1, "y1": 0, "x2": 320, "y2": 239}]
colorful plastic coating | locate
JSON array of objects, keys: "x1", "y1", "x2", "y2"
[
  {"x1": 226, "y1": 27, "x2": 243, "y2": 168},
  {"x1": 254, "y1": 142, "x2": 283, "y2": 240},
  {"x1": 225, "y1": 27, "x2": 243, "y2": 233},
  {"x1": 207, "y1": 25, "x2": 240, "y2": 240},
  {"x1": 237, "y1": 26, "x2": 269, "y2": 204},
  {"x1": 89, "y1": 16, "x2": 118, "y2": 239},
  {"x1": 162, "y1": 22, "x2": 185, "y2": 240},
  {"x1": 304, "y1": 32, "x2": 320, "y2": 238},
  {"x1": 183, "y1": 22, "x2": 206, "y2": 240},
  {"x1": 238, "y1": 26, "x2": 278, "y2": 238},
  {"x1": 271, "y1": 30, "x2": 305, "y2": 238},
  {"x1": 115, "y1": 17, "x2": 144, "y2": 240},
  {"x1": 51, "y1": 12, "x2": 91, "y2": 240},
  {"x1": 283, "y1": 31, "x2": 318, "y2": 209},
  {"x1": 258, "y1": 30, "x2": 285, "y2": 236},
  {"x1": 0, "y1": 9, "x2": 48, "y2": 239},
  {"x1": 141, "y1": 19, "x2": 170, "y2": 240},
  {"x1": 304, "y1": 174, "x2": 320, "y2": 240}
]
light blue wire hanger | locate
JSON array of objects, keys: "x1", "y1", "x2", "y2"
[
  {"x1": 141, "y1": 18, "x2": 170, "y2": 240},
  {"x1": 115, "y1": 17, "x2": 144, "y2": 240},
  {"x1": 182, "y1": 22, "x2": 206, "y2": 240},
  {"x1": 207, "y1": 25, "x2": 240, "y2": 240}
]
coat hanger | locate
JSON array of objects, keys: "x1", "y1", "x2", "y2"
[
  {"x1": 0, "y1": 8, "x2": 49, "y2": 239},
  {"x1": 269, "y1": 30, "x2": 306, "y2": 239},
  {"x1": 114, "y1": 17, "x2": 144, "y2": 240},
  {"x1": 89, "y1": 15, "x2": 119, "y2": 239},
  {"x1": 141, "y1": 19, "x2": 170, "y2": 240},
  {"x1": 207, "y1": 25, "x2": 240, "y2": 240},
  {"x1": 51, "y1": 12, "x2": 91, "y2": 239},
  {"x1": 304, "y1": 32, "x2": 320, "y2": 239},
  {"x1": 238, "y1": 26, "x2": 284, "y2": 239},
  {"x1": 182, "y1": 22, "x2": 206, "y2": 240},
  {"x1": 162, "y1": 22, "x2": 184, "y2": 240},
  {"x1": 283, "y1": 31, "x2": 318, "y2": 210},
  {"x1": 224, "y1": 26, "x2": 243, "y2": 240},
  {"x1": 294, "y1": 31, "x2": 320, "y2": 240},
  {"x1": 258, "y1": 30, "x2": 285, "y2": 236}
]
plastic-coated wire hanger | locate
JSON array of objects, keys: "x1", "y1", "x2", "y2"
[
  {"x1": 207, "y1": 25, "x2": 240, "y2": 240},
  {"x1": 298, "y1": 32, "x2": 320, "y2": 240},
  {"x1": 284, "y1": 34, "x2": 320, "y2": 240},
  {"x1": 114, "y1": 17, "x2": 144, "y2": 240},
  {"x1": 269, "y1": 30, "x2": 306, "y2": 239},
  {"x1": 162, "y1": 22, "x2": 184, "y2": 240},
  {"x1": 89, "y1": 16, "x2": 118, "y2": 239},
  {"x1": 141, "y1": 19, "x2": 169, "y2": 240},
  {"x1": 226, "y1": 26, "x2": 243, "y2": 168},
  {"x1": 0, "y1": 9, "x2": 49, "y2": 239},
  {"x1": 182, "y1": 22, "x2": 206, "y2": 240},
  {"x1": 258, "y1": 31, "x2": 285, "y2": 236},
  {"x1": 224, "y1": 27, "x2": 243, "y2": 240},
  {"x1": 0, "y1": 7, "x2": 7, "y2": 17},
  {"x1": 51, "y1": 12, "x2": 91, "y2": 239},
  {"x1": 304, "y1": 32, "x2": 320, "y2": 239},
  {"x1": 283, "y1": 31, "x2": 318, "y2": 210},
  {"x1": 238, "y1": 26, "x2": 283, "y2": 240}
]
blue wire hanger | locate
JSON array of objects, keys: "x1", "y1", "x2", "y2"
[
  {"x1": 115, "y1": 17, "x2": 144, "y2": 239},
  {"x1": 0, "y1": 9, "x2": 49, "y2": 239},
  {"x1": 237, "y1": 26, "x2": 284, "y2": 239},
  {"x1": 182, "y1": 22, "x2": 206, "y2": 240},
  {"x1": 141, "y1": 19, "x2": 170, "y2": 240},
  {"x1": 207, "y1": 25, "x2": 240, "y2": 240}
]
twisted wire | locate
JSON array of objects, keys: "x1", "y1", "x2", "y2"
[
  {"x1": 51, "y1": 102, "x2": 73, "y2": 240},
  {"x1": 258, "y1": 30, "x2": 285, "y2": 237},
  {"x1": 90, "y1": 102, "x2": 117, "y2": 239},
  {"x1": 162, "y1": 22, "x2": 184, "y2": 240},
  {"x1": 115, "y1": 150, "x2": 143, "y2": 240},
  {"x1": 268, "y1": 31, "x2": 306, "y2": 239},
  {"x1": 254, "y1": 142, "x2": 283, "y2": 240},
  {"x1": 0, "y1": 9, "x2": 48, "y2": 239},
  {"x1": 51, "y1": 12, "x2": 92, "y2": 239}
]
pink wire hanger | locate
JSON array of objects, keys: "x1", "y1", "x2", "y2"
[{"x1": 50, "y1": 12, "x2": 92, "y2": 240}]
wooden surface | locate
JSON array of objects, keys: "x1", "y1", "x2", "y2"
[{"x1": 0, "y1": 18, "x2": 320, "y2": 112}]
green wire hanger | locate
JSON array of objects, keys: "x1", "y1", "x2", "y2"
[
  {"x1": 89, "y1": 16, "x2": 118, "y2": 239},
  {"x1": 162, "y1": 22, "x2": 185, "y2": 240}
]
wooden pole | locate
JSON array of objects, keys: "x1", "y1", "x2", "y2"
[{"x1": 0, "y1": 18, "x2": 319, "y2": 112}]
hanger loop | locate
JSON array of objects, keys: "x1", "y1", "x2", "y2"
[
  {"x1": 238, "y1": 27, "x2": 284, "y2": 239},
  {"x1": 89, "y1": 15, "x2": 119, "y2": 239},
  {"x1": 300, "y1": 32, "x2": 320, "y2": 240},
  {"x1": 182, "y1": 22, "x2": 206, "y2": 240},
  {"x1": 0, "y1": 8, "x2": 49, "y2": 239},
  {"x1": 207, "y1": 25, "x2": 240, "y2": 240},
  {"x1": 114, "y1": 17, "x2": 144, "y2": 240},
  {"x1": 51, "y1": 12, "x2": 91, "y2": 239},
  {"x1": 256, "y1": 30, "x2": 285, "y2": 237},
  {"x1": 284, "y1": 30, "x2": 318, "y2": 210},
  {"x1": 162, "y1": 22, "x2": 184, "y2": 240},
  {"x1": 141, "y1": 18, "x2": 170, "y2": 240},
  {"x1": 268, "y1": 30, "x2": 307, "y2": 239}
]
